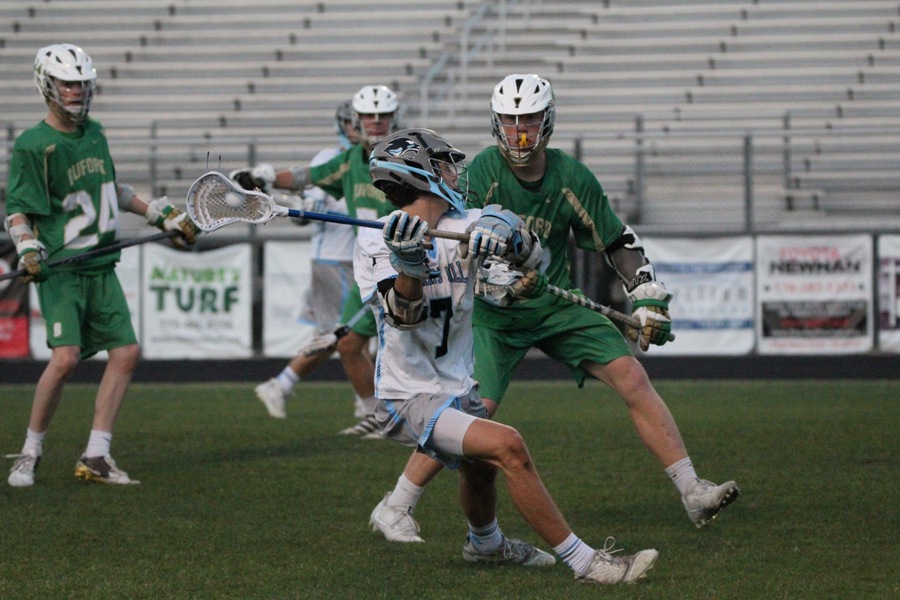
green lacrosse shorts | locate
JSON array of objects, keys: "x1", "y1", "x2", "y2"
[
  {"x1": 340, "y1": 281, "x2": 377, "y2": 338},
  {"x1": 473, "y1": 301, "x2": 634, "y2": 404},
  {"x1": 37, "y1": 268, "x2": 137, "y2": 358}
]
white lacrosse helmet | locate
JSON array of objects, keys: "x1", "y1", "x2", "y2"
[
  {"x1": 34, "y1": 44, "x2": 97, "y2": 123},
  {"x1": 351, "y1": 85, "x2": 399, "y2": 147},
  {"x1": 490, "y1": 74, "x2": 555, "y2": 166}
]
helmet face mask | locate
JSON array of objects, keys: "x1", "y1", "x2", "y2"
[
  {"x1": 335, "y1": 100, "x2": 359, "y2": 150},
  {"x1": 34, "y1": 44, "x2": 97, "y2": 123},
  {"x1": 369, "y1": 128, "x2": 468, "y2": 215},
  {"x1": 490, "y1": 74, "x2": 555, "y2": 166},
  {"x1": 351, "y1": 85, "x2": 399, "y2": 147}
]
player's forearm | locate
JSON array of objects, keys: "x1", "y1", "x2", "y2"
[
  {"x1": 278, "y1": 166, "x2": 310, "y2": 191},
  {"x1": 393, "y1": 272, "x2": 424, "y2": 301}
]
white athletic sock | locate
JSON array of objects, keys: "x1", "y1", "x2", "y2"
[
  {"x1": 359, "y1": 394, "x2": 377, "y2": 417},
  {"x1": 467, "y1": 518, "x2": 504, "y2": 554},
  {"x1": 276, "y1": 367, "x2": 299, "y2": 393},
  {"x1": 666, "y1": 456, "x2": 700, "y2": 496},
  {"x1": 387, "y1": 474, "x2": 424, "y2": 512},
  {"x1": 84, "y1": 430, "x2": 112, "y2": 458},
  {"x1": 353, "y1": 394, "x2": 366, "y2": 418},
  {"x1": 554, "y1": 533, "x2": 596, "y2": 575},
  {"x1": 22, "y1": 428, "x2": 45, "y2": 456}
]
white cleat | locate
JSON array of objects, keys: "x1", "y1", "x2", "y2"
[
  {"x1": 7, "y1": 451, "x2": 40, "y2": 488},
  {"x1": 576, "y1": 538, "x2": 658, "y2": 584},
  {"x1": 254, "y1": 379, "x2": 288, "y2": 419},
  {"x1": 682, "y1": 479, "x2": 741, "y2": 528},
  {"x1": 370, "y1": 492, "x2": 424, "y2": 543}
]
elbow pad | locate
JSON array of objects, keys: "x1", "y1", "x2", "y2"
[
  {"x1": 117, "y1": 183, "x2": 137, "y2": 211},
  {"x1": 5, "y1": 213, "x2": 35, "y2": 246},
  {"x1": 381, "y1": 286, "x2": 426, "y2": 331},
  {"x1": 286, "y1": 165, "x2": 309, "y2": 191}
]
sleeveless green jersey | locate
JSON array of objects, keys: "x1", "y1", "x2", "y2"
[
  {"x1": 466, "y1": 146, "x2": 625, "y2": 328},
  {"x1": 6, "y1": 118, "x2": 123, "y2": 273},
  {"x1": 310, "y1": 144, "x2": 393, "y2": 226}
]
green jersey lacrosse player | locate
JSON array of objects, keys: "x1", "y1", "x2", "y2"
[
  {"x1": 369, "y1": 74, "x2": 739, "y2": 548},
  {"x1": 4, "y1": 44, "x2": 199, "y2": 488},
  {"x1": 230, "y1": 85, "x2": 398, "y2": 436}
]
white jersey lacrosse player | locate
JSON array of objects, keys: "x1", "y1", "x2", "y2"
[
  {"x1": 355, "y1": 128, "x2": 660, "y2": 585},
  {"x1": 356, "y1": 205, "x2": 478, "y2": 401},
  {"x1": 291, "y1": 144, "x2": 356, "y2": 331},
  {"x1": 251, "y1": 102, "x2": 362, "y2": 419}
]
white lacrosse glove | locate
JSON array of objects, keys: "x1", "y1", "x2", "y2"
[
  {"x1": 147, "y1": 196, "x2": 199, "y2": 248},
  {"x1": 229, "y1": 163, "x2": 276, "y2": 194},
  {"x1": 383, "y1": 210, "x2": 432, "y2": 279},
  {"x1": 465, "y1": 204, "x2": 519, "y2": 258},
  {"x1": 301, "y1": 324, "x2": 350, "y2": 356},
  {"x1": 465, "y1": 205, "x2": 543, "y2": 269},
  {"x1": 16, "y1": 239, "x2": 48, "y2": 283},
  {"x1": 627, "y1": 277, "x2": 673, "y2": 351}
]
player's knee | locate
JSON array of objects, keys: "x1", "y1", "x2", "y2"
[
  {"x1": 49, "y1": 347, "x2": 81, "y2": 378},
  {"x1": 495, "y1": 427, "x2": 532, "y2": 471},
  {"x1": 110, "y1": 343, "x2": 141, "y2": 372}
]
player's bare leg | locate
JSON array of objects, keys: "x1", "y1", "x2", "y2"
[
  {"x1": 92, "y1": 343, "x2": 139, "y2": 431},
  {"x1": 461, "y1": 419, "x2": 569, "y2": 546},
  {"x1": 335, "y1": 331, "x2": 379, "y2": 436},
  {"x1": 28, "y1": 345, "x2": 80, "y2": 433},
  {"x1": 588, "y1": 355, "x2": 739, "y2": 526},
  {"x1": 458, "y1": 419, "x2": 657, "y2": 581},
  {"x1": 587, "y1": 356, "x2": 687, "y2": 467}
]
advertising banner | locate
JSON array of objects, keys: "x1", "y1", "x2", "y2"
[
  {"x1": 0, "y1": 241, "x2": 30, "y2": 358},
  {"x1": 877, "y1": 234, "x2": 900, "y2": 352},
  {"x1": 261, "y1": 241, "x2": 315, "y2": 357},
  {"x1": 642, "y1": 237, "x2": 755, "y2": 355},
  {"x1": 756, "y1": 234, "x2": 873, "y2": 354},
  {"x1": 141, "y1": 243, "x2": 252, "y2": 358}
]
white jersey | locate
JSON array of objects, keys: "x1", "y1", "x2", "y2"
[
  {"x1": 304, "y1": 147, "x2": 356, "y2": 263},
  {"x1": 355, "y1": 209, "x2": 484, "y2": 400}
]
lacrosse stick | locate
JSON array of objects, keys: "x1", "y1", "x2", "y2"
[
  {"x1": 300, "y1": 304, "x2": 372, "y2": 356},
  {"x1": 186, "y1": 171, "x2": 470, "y2": 244},
  {"x1": 0, "y1": 230, "x2": 178, "y2": 282},
  {"x1": 476, "y1": 276, "x2": 675, "y2": 342}
]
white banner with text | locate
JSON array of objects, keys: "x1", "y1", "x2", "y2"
[
  {"x1": 261, "y1": 241, "x2": 315, "y2": 357},
  {"x1": 755, "y1": 234, "x2": 873, "y2": 354},
  {"x1": 642, "y1": 236, "x2": 755, "y2": 355},
  {"x1": 141, "y1": 244, "x2": 252, "y2": 358}
]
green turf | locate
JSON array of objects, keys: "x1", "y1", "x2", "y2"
[{"x1": 0, "y1": 380, "x2": 897, "y2": 599}]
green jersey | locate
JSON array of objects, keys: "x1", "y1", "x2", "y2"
[
  {"x1": 466, "y1": 146, "x2": 625, "y2": 328},
  {"x1": 310, "y1": 144, "x2": 393, "y2": 226},
  {"x1": 6, "y1": 118, "x2": 122, "y2": 273}
]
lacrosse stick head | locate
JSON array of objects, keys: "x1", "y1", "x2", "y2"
[{"x1": 185, "y1": 171, "x2": 280, "y2": 232}]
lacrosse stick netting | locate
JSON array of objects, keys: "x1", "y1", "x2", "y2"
[{"x1": 186, "y1": 171, "x2": 283, "y2": 232}]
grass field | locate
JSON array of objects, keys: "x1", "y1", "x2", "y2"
[{"x1": 0, "y1": 380, "x2": 896, "y2": 600}]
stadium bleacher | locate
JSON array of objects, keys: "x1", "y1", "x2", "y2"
[{"x1": 1, "y1": 0, "x2": 898, "y2": 234}]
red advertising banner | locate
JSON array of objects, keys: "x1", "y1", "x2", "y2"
[{"x1": 0, "y1": 241, "x2": 30, "y2": 358}]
